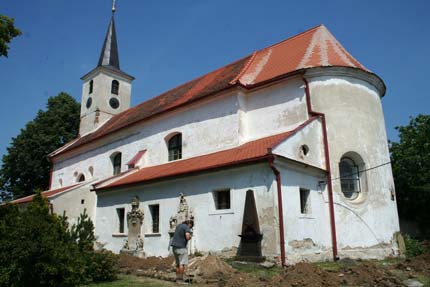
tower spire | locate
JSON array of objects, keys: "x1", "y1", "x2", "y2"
[{"x1": 97, "y1": 1, "x2": 120, "y2": 70}]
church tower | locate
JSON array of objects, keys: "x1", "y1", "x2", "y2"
[{"x1": 79, "y1": 3, "x2": 134, "y2": 136}]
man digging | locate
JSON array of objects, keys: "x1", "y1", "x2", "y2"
[{"x1": 171, "y1": 220, "x2": 194, "y2": 284}]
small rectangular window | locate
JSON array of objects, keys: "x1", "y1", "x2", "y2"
[
  {"x1": 214, "y1": 189, "x2": 231, "y2": 210},
  {"x1": 116, "y1": 208, "x2": 125, "y2": 233},
  {"x1": 299, "y1": 188, "x2": 311, "y2": 214},
  {"x1": 149, "y1": 204, "x2": 160, "y2": 233}
]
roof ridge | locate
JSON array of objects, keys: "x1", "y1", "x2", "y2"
[{"x1": 256, "y1": 24, "x2": 324, "y2": 54}]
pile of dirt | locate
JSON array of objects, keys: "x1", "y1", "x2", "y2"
[
  {"x1": 341, "y1": 260, "x2": 404, "y2": 287},
  {"x1": 270, "y1": 263, "x2": 341, "y2": 287},
  {"x1": 401, "y1": 253, "x2": 430, "y2": 276},
  {"x1": 187, "y1": 255, "x2": 235, "y2": 280},
  {"x1": 118, "y1": 254, "x2": 175, "y2": 274}
]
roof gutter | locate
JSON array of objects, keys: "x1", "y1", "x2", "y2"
[
  {"x1": 302, "y1": 74, "x2": 339, "y2": 261},
  {"x1": 267, "y1": 154, "x2": 287, "y2": 266}
]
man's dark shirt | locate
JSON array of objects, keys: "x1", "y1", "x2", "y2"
[{"x1": 171, "y1": 223, "x2": 191, "y2": 248}]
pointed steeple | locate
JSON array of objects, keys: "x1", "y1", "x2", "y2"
[{"x1": 98, "y1": 15, "x2": 120, "y2": 70}]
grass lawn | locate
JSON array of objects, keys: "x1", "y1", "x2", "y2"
[{"x1": 83, "y1": 275, "x2": 175, "y2": 287}]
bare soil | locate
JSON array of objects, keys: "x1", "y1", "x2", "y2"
[{"x1": 118, "y1": 253, "x2": 430, "y2": 286}]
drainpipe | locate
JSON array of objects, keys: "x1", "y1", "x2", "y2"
[
  {"x1": 301, "y1": 74, "x2": 339, "y2": 261},
  {"x1": 268, "y1": 154, "x2": 286, "y2": 266}
]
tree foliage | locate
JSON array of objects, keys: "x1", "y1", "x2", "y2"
[
  {"x1": 390, "y1": 114, "x2": 430, "y2": 237},
  {"x1": 0, "y1": 15, "x2": 22, "y2": 57},
  {"x1": 0, "y1": 92, "x2": 80, "y2": 200},
  {"x1": 0, "y1": 195, "x2": 118, "y2": 287}
]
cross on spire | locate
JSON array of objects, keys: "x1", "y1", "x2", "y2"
[{"x1": 112, "y1": 0, "x2": 116, "y2": 14}]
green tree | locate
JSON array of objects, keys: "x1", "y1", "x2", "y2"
[
  {"x1": 0, "y1": 194, "x2": 118, "y2": 287},
  {"x1": 0, "y1": 15, "x2": 22, "y2": 57},
  {"x1": 390, "y1": 114, "x2": 430, "y2": 237},
  {"x1": 0, "y1": 92, "x2": 80, "y2": 200}
]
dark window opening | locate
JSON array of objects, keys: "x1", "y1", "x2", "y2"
[
  {"x1": 149, "y1": 204, "x2": 160, "y2": 233},
  {"x1": 168, "y1": 133, "x2": 182, "y2": 161},
  {"x1": 81, "y1": 199, "x2": 85, "y2": 204},
  {"x1": 86, "y1": 97, "x2": 92, "y2": 109},
  {"x1": 111, "y1": 80, "x2": 119, "y2": 95},
  {"x1": 214, "y1": 189, "x2": 231, "y2": 210},
  {"x1": 77, "y1": 174, "x2": 85, "y2": 182},
  {"x1": 109, "y1": 97, "x2": 120, "y2": 109},
  {"x1": 339, "y1": 157, "x2": 361, "y2": 199},
  {"x1": 299, "y1": 188, "x2": 311, "y2": 214},
  {"x1": 112, "y1": 152, "x2": 122, "y2": 175},
  {"x1": 89, "y1": 80, "x2": 94, "y2": 94},
  {"x1": 117, "y1": 208, "x2": 125, "y2": 233}
]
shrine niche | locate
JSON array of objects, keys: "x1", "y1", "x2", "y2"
[{"x1": 121, "y1": 196, "x2": 145, "y2": 257}]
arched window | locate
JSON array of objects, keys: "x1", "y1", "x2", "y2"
[
  {"x1": 77, "y1": 174, "x2": 85, "y2": 182},
  {"x1": 339, "y1": 157, "x2": 361, "y2": 200},
  {"x1": 168, "y1": 133, "x2": 182, "y2": 161},
  {"x1": 89, "y1": 80, "x2": 94, "y2": 94},
  {"x1": 111, "y1": 80, "x2": 119, "y2": 95},
  {"x1": 112, "y1": 152, "x2": 122, "y2": 175}
]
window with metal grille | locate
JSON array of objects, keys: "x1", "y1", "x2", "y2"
[
  {"x1": 112, "y1": 152, "x2": 122, "y2": 175},
  {"x1": 339, "y1": 157, "x2": 361, "y2": 199},
  {"x1": 116, "y1": 208, "x2": 125, "y2": 233},
  {"x1": 111, "y1": 80, "x2": 119, "y2": 95},
  {"x1": 299, "y1": 188, "x2": 311, "y2": 214},
  {"x1": 214, "y1": 189, "x2": 231, "y2": 210},
  {"x1": 149, "y1": 204, "x2": 160, "y2": 233},
  {"x1": 168, "y1": 133, "x2": 182, "y2": 161}
]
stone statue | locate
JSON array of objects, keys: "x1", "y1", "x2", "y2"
[
  {"x1": 121, "y1": 196, "x2": 145, "y2": 257},
  {"x1": 168, "y1": 193, "x2": 194, "y2": 236}
]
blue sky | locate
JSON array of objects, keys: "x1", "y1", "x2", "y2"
[{"x1": 1, "y1": 0, "x2": 429, "y2": 159}]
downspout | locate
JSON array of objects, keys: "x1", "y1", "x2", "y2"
[
  {"x1": 268, "y1": 153, "x2": 286, "y2": 266},
  {"x1": 301, "y1": 74, "x2": 339, "y2": 261}
]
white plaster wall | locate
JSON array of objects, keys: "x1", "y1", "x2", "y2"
[
  {"x1": 308, "y1": 75, "x2": 400, "y2": 258},
  {"x1": 52, "y1": 93, "x2": 240, "y2": 189},
  {"x1": 95, "y1": 164, "x2": 279, "y2": 258},
  {"x1": 276, "y1": 161, "x2": 332, "y2": 263},
  {"x1": 273, "y1": 118, "x2": 325, "y2": 170},
  {"x1": 50, "y1": 185, "x2": 97, "y2": 225},
  {"x1": 241, "y1": 77, "x2": 308, "y2": 142}
]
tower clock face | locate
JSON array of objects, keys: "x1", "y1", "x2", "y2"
[
  {"x1": 86, "y1": 97, "x2": 92, "y2": 109},
  {"x1": 109, "y1": 97, "x2": 120, "y2": 109}
]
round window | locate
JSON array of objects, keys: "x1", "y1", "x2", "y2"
[
  {"x1": 86, "y1": 97, "x2": 92, "y2": 109},
  {"x1": 109, "y1": 97, "x2": 120, "y2": 109}
]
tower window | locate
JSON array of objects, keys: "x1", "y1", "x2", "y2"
[
  {"x1": 339, "y1": 157, "x2": 361, "y2": 199},
  {"x1": 112, "y1": 152, "x2": 122, "y2": 175},
  {"x1": 89, "y1": 80, "x2": 94, "y2": 94},
  {"x1": 109, "y1": 97, "x2": 120, "y2": 109},
  {"x1": 111, "y1": 80, "x2": 119, "y2": 95},
  {"x1": 168, "y1": 133, "x2": 182, "y2": 161}
]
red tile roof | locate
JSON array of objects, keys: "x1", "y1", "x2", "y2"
[
  {"x1": 11, "y1": 184, "x2": 80, "y2": 204},
  {"x1": 51, "y1": 25, "x2": 372, "y2": 158},
  {"x1": 94, "y1": 117, "x2": 319, "y2": 191}
]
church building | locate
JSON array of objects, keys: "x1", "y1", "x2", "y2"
[{"x1": 16, "y1": 7, "x2": 401, "y2": 264}]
